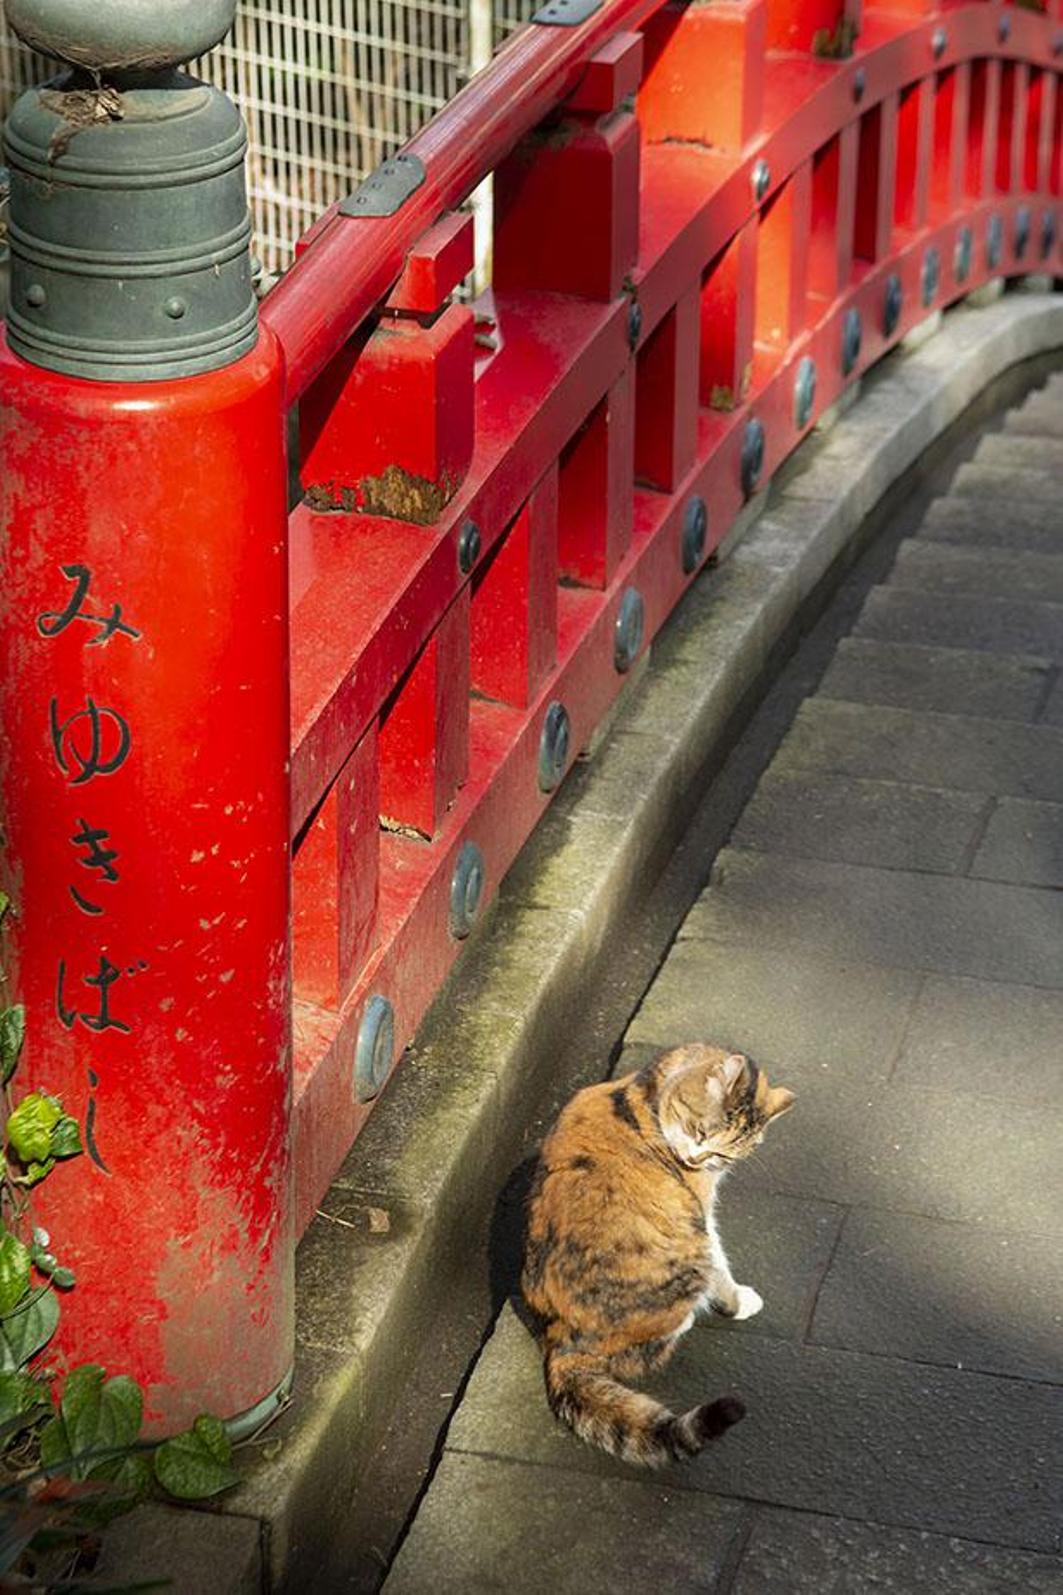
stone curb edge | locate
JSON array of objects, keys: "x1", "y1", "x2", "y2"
[{"x1": 100, "y1": 288, "x2": 1063, "y2": 1592}]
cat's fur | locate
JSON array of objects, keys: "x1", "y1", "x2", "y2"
[{"x1": 522, "y1": 1044, "x2": 794, "y2": 1467}]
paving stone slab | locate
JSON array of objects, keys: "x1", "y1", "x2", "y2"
[
  {"x1": 887, "y1": 538, "x2": 1063, "y2": 604},
  {"x1": 972, "y1": 795, "x2": 1063, "y2": 886},
  {"x1": 701, "y1": 1188, "x2": 845, "y2": 1344},
  {"x1": 774, "y1": 697, "x2": 1063, "y2": 801},
  {"x1": 731, "y1": 1508, "x2": 1063, "y2": 1593},
  {"x1": 684, "y1": 846, "x2": 1063, "y2": 989},
  {"x1": 818, "y1": 637, "x2": 1052, "y2": 721},
  {"x1": 917, "y1": 495, "x2": 1063, "y2": 553},
  {"x1": 447, "y1": 1311, "x2": 1063, "y2": 1552},
  {"x1": 974, "y1": 430, "x2": 1063, "y2": 472},
  {"x1": 1005, "y1": 398, "x2": 1063, "y2": 440},
  {"x1": 384, "y1": 1451, "x2": 745, "y2": 1593},
  {"x1": 892, "y1": 972, "x2": 1063, "y2": 1102},
  {"x1": 735, "y1": 1065, "x2": 1063, "y2": 1233},
  {"x1": 810, "y1": 1207, "x2": 1063, "y2": 1383},
  {"x1": 950, "y1": 460, "x2": 1063, "y2": 502},
  {"x1": 627, "y1": 936, "x2": 920, "y2": 1085},
  {"x1": 733, "y1": 770, "x2": 986, "y2": 874},
  {"x1": 92, "y1": 1504, "x2": 262, "y2": 1595},
  {"x1": 855, "y1": 586, "x2": 1063, "y2": 661},
  {"x1": 1042, "y1": 673, "x2": 1063, "y2": 724}
]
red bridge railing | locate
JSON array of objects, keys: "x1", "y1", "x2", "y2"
[
  {"x1": 0, "y1": 0, "x2": 1059, "y2": 1433},
  {"x1": 270, "y1": 0, "x2": 1063, "y2": 1232}
]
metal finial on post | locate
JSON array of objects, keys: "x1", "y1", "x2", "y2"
[{"x1": 2, "y1": 0, "x2": 256, "y2": 381}]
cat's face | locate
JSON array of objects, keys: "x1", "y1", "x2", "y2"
[{"x1": 658, "y1": 1048, "x2": 794, "y2": 1171}]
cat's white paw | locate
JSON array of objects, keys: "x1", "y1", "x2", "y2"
[{"x1": 732, "y1": 1285, "x2": 764, "y2": 1321}]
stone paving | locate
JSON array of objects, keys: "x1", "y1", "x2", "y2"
[{"x1": 383, "y1": 375, "x2": 1063, "y2": 1591}]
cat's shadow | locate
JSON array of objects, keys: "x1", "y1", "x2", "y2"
[{"x1": 487, "y1": 1153, "x2": 542, "y2": 1337}]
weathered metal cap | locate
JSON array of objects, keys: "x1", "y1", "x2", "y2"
[
  {"x1": 5, "y1": 0, "x2": 237, "y2": 74},
  {"x1": 3, "y1": 70, "x2": 257, "y2": 380}
]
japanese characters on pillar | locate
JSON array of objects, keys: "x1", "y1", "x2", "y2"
[{"x1": 0, "y1": 0, "x2": 293, "y2": 1435}]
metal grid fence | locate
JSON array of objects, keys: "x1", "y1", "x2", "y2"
[{"x1": 0, "y1": 0, "x2": 539, "y2": 277}]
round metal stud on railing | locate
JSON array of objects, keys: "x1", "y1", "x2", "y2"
[
  {"x1": 842, "y1": 307, "x2": 862, "y2": 375},
  {"x1": 448, "y1": 841, "x2": 485, "y2": 939},
  {"x1": 681, "y1": 496, "x2": 708, "y2": 574},
  {"x1": 998, "y1": 12, "x2": 1010, "y2": 42},
  {"x1": 458, "y1": 519, "x2": 482, "y2": 574},
  {"x1": 882, "y1": 273, "x2": 903, "y2": 337},
  {"x1": 987, "y1": 214, "x2": 1004, "y2": 271},
  {"x1": 954, "y1": 225, "x2": 973, "y2": 284},
  {"x1": 852, "y1": 68, "x2": 866, "y2": 103},
  {"x1": 751, "y1": 159, "x2": 771, "y2": 203},
  {"x1": 1055, "y1": 31, "x2": 1063, "y2": 57},
  {"x1": 538, "y1": 700, "x2": 571, "y2": 792},
  {"x1": 614, "y1": 587, "x2": 645, "y2": 673},
  {"x1": 741, "y1": 417, "x2": 765, "y2": 498},
  {"x1": 627, "y1": 299, "x2": 643, "y2": 349},
  {"x1": 354, "y1": 995, "x2": 395, "y2": 1102},
  {"x1": 794, "y1": 356, "x2": 816, "y2": 429},
  {"x1": 931, "y1": 26, "x2": 946, "y2": 59},
  {"x1": 1042, "y1": 210, "x2": 1057, "y2": 260},
  {"x1": 921, "y1": 245, "x2": 940, "y2": 308},
  {"x1": 1015, "y1": 206, "x2": 1031, "y2": 261}
]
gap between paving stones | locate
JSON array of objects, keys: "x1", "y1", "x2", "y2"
[{"x1": 114, "y1": 289, "x2": 1063, "y2": 1593}]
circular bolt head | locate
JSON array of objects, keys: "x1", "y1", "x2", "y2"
[
  {"x1": 921, "y1": 245, "x2": 940, "y2": 308},
  {"x1": 1056, "y1": 32, "x2": 1063, "y2": 56},
  {"x1": 164, "y1": 296, "x2": 188, "y2": 320},
  {"x1": 987, "y1": 214, "x2": 1004, "y2": 271},
  {"x1": 1015, "y1": 206, "x2": 1031, "y2": 261},
  {"x1": 954, "y1": 225, "x2": 973, "y2": 284},
  {"x1": 614, "y1": 587, "x2": 645, "y2": 674},
  {"x1": 449, "y1": 841, "x2": 485, "y2": 940},
  {"x1": 882, "y1": 272, "x2": 903, "y2": 337},
  {"x1": 25, "y1": 282, "x2": 46, "y2": 308},
  {"x1": 354, "y1": 994, "x2": 394, "y2": 1103},
  {"x1": 458, "y1": 519, "x2": 481, "y2": 574},
  {"x1": 931, "y1": 26, "x2": 946, "y2": 58},
  {"x1": 751, "y1": 159, "x2": 771, "y2": 203},
  {"x1": 627, "y1": 299, "x2": 643, "y2": 349},
  {"x1": 682, "y1": 496, "x2": 708, "y2": 575},
  {"x1": 842, "y1": 306, "x2": 862, "y2": 376},
  {"x1": 741, "y1": 417, "x2": 766, "y2": 499},
  {"x1": 998, "y1": 12, "x2": 1010, "y2": 41},
  {"x1": 1041, "y1": 209, "x2": 1057, "y2": 260},
  {"x1": 794, "y1": 356, "x2": 817, "y2": 430},
  {"x1": 852, "y1": 67, "x2": 866, "y2": 103},
  {"x1": 538, "y1": 700, "x2": 570, "y2": 792}
]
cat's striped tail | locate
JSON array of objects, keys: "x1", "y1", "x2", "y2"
[{"x1": 544, "y1": 1346, "x2": 745, "y2": 1468}]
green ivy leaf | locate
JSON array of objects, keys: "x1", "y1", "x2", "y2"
[
  {"x1": 0, "y1": 1369, "x2": 48, "y2": 1426},
  {"x1": 40, "y1": 1366, "x2": 144, "y2": 1482},
  {"x1": 0, "y1": 1229, "x2": 31, "y2": 1316},
  {"x1": 0, "y1": 1284, "x2": 59, "y2": 1370},
  {"x1": 50, "y1": 1266, "x2": 76, "y2": 1291},
  {"x1": 7, "y1": 1092, "x2": 62, "y2": 1165},
  {"x1": 153, "y1": 1414, "x2": 239, "y2": 1500},
  {"x1": 0, "y1": 1005, "x2": 25, "y2": 1086},
  {"x1": 50, "y1": 1115, "x2": 83, "y2": 1160},
  {"x1": 0, "y1": 891, "x2": 9, "y2": 922}
]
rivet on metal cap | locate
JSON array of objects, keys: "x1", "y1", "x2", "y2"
[
  {"x1": 682, "y1": 496, "x2": 708, "y2": 575},
  {"x1": 340, "y1": 154, "x2": 426, "y2": 218},
  {"x1": 449, "y1": 841, "x2": 486, "y2": 940},
  {"x1": 794, "y1": 356, "x2": 816, "y2": 430},
  {"x1": 538, "y1": 701, "x2": 570, "y2": 793},
  {"x1": 614, "y1": 587, "x2": 645, "y2": 674},
  {"x1": 354, "y1": 995, "x2": 394, "y2": 1103}
]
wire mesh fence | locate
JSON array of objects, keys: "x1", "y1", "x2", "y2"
[{"x1": 0, "y1": 0, "x2": 539, "y2": 277}]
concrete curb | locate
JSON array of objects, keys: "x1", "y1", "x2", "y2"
[{"x1": 114, "y1": 288, "x2": 1063, "y2": 1591}]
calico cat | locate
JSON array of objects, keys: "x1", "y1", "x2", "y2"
[{"x1": 522, "y1": 1044, "x2": 794, "y2": 1467}]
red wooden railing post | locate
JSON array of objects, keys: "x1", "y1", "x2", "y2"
[{"x1": 0, "y1": 1, "x2": 293, "y2": 1434}]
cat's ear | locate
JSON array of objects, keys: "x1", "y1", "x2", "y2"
[
  {"x1": 720, "y1": 1053, "x2": 752, "y2": 1097},
  {"x1": 765, "y1": 1086, "x2": 796, "y2": 1119}
]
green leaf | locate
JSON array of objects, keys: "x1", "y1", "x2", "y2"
[
  {"x1": 19, "y1": 1156, "x2": 56, "y2": 1187},
  {"x1": 0, "y1": 891, "x2": 9, "y2": 922},
  {"x1": 50, "y1": 1115, "x2": 83, "y2": 1160},
  {"x1": 0, "y1": 1229, "x2": 31, "y2": 1315},
  {"x1": 7, "y1": 1092, "x2": 62, "y2": 1165},
  {"x1": 153, "y1": 1414, "x2": 239, "y2": 1500},
  {"x1": 40, "y1": 1367, "x2": 145, "y2": 1482},
  {"x1": 51, "y1": 1266, "x2": 76, "y2": 1291},
  {"x1": 0, "y1": 1369, "x2": 48, "y2": 1426},
  {"x1": 0, "y1": 1284, "x2": 59, "y2": 1370},
  {"x1": 0, "y1": 1006, "x2": 25, "y2": 1086}
]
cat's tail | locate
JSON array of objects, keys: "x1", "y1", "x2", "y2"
[{"x1": 544, "y1": 1345, "x2": 745, "y2": 1468}]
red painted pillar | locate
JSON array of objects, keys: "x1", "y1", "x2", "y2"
[{"x1": 0, "y1": 3, "x2": 293, "y2": 1436}]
